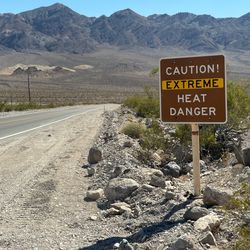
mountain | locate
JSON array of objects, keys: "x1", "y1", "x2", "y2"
[{"x1": 0, "y1": 3, "x2": 250, "y2": 53}]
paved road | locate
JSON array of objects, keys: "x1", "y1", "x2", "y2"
[
  {"x1": 0, "y1": 104, "x2": 119, "y2": 249},
  {"x1": 0, "y1": 105, "x2": 105, "y2": 140}
]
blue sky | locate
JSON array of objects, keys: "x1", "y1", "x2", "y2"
[{"x1": 0, "y1": 0, "x2": 250, "y2": 17}]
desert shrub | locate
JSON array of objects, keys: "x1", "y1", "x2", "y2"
[
  {"x1": 227, "y1": 81, "x2": 250, "y2": 128},
  {"x1": 123, "y1": 95, "x2": 142, "y2": 110},
  {"x1": 141, "y1": 120, "x2": 168, "y2": 151},
  {"x1": 175, "y1": 124, "x2": 191, "y2": 145},
  {"x1": 226, "y1": 183, "x2": 250, "y2": 212},
  {"x1": 224, "y1": 183, "x2": 250, "y2": 250},
  {"x1": 0, "y1": 101, "x2": 63, "y2": 112},
  {"x1": 123, "y1": 86, "x2": 159, "y2": 118},
  {"x1": 232, "y1": 226, "x2": 250, "y2": 250},
  {"x1": 136, "y1": 97, "x2": 159, "y2": 118},
  {"x1": 122, "y1": 122, "x2": 145, "y2": 139}
]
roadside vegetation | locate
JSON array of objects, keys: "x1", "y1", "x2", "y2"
[{"x1": 0, "y1": 102, "x2": 71, "y2": 112}]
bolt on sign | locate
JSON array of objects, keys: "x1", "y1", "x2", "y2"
[{"x1": 160, "y1": 55, "x2": 227, "y2": 124}]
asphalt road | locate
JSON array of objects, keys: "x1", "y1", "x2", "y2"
[{"x1": 0, "y1": 105, "x2": 105, "y2": 140}]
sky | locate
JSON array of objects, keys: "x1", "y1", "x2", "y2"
[{"x1": 0, "y1": 0, "x2": 250, "y2": 18}]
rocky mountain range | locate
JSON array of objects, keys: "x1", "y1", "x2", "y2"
[{"x1": 0, "y1": 3, "x2": 250, "y2": 53}]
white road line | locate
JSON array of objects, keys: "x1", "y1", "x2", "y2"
[{"x1": 0, "y1": 108, "x2": 100, "y2": 141}]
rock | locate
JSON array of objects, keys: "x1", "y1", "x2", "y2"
[
  {"x1": 242, "y1": 212, "x2": 250, "y2": 225},
  {"x1": 172, "y1": 144, "x2": 192, "y2": 163},
  {"x1": 86, "y1": 189, "x2": 104, "y2": 201},
  {"x1": 184, "y1": 206, "x2": 210, "y2": 221},
  {"x1": 234, "y1": 132, "x2": 250, "y2": 166},
  {"x1": 203, "y1": 185, "x2": 233, "y2": 206},
  {"x1": 165, "y1": 191, "x2": 176, "y2": 200},
  {"x1": 231, "y1": 164, "x2": 245, "y2": 176},
  {"x1": 88, "y1": 147, "x2": 102, "y2": 164},
  {"x1": 152, "y1": 152, "x2": 162, "y2": 162},
  {"x1": 165, "y1": 180, "x2": 175, "y2": 191},
  {"x1": 111, "y1": 202, "x2": 132, "y2": 214},
  {"x1": 171, "y1": 234, "x2": 201, "y2": 250},
  {"x1": 104, "y1": 207, "x2": 121, "y2": 217},
  {"x1": 113, "y1": 243, "x2": 120, "y2": 249},
  {"x1": 162, "y1": 161, "x2": 181, "y2": 178},
  {"x1": 141, "y1": 184, "x2": 154, "y2": 192},
  {"x1": 104, "y1": 178, "x2": 140, "y2": 202},
  {"x1": 87, "y1": 167, "x2": 96, "y2": 176},
  {"x1": 199, "y1": 231, "x2": 217, "y2": 246},
  {"x1": 181, "y1": 164, "x2": 193, "y2": 175},
  {"x1": 89, "y1": 215, "x2": 98, "y2": 221},
  {"x1": 111, "y1": 166, "x2": 124, "y2": 178},
  {"x1": 123, "y1": 140, "x2": 133, "y2": 148},
  {"x1": 194, "y1": 213, "x2": 220, "y2": 232},
  {"x1": 150, "y1": 171, "x2": 166, "y2": 188},
  {"x1": 187, "y1": 160, "x2": 207, "y2": 173},
  {"x1": 119, "y1": 239, "x2": 134, "y2": 250}
]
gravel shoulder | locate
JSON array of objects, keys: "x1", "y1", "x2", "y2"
[{"x1": 0, "y1": 104, "x2": 119, "y2": 249}]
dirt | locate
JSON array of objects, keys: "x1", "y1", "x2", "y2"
[{"x1": 0, "y1": 104, "x2": 119, "y2": 249}]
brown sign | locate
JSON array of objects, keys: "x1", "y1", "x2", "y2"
[{"x1": 160, "y1": 55, "x2": 227, "y2": 123}]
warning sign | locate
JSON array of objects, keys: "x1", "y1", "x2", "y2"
[{"x1": 160, "y1": 55, "x2": 227, "y2": 124}]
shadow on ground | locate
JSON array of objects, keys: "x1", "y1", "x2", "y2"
[{"x1": 79, "y1": 198, "x2": 193, "y2": 250}]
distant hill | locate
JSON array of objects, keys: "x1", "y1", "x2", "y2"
[{"x1": 0, "y1": 3, "x2": 250, "y2": 53}]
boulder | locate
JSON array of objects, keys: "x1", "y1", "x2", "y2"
[
  {"x1": 203, "y1": 185, "x2": 233, "y2": 206},
  {"x1": 162, "y1": 161, "x2": 181, "y2": 178},
  {"x1": 150, "y1": 171, "x2": 166, "y2": 188},
  {"x1": 86, "y1": 189, "x2": 104, "y2": 201},
  {"x1": 234, "y1": 132, "x2": 250, "y2": 166},
  {"x1": 194, "y1": 213, "x2": 220, "y2": 232},
  {"x1": 184, "y1": 206, "x2": 210, "y2": 221},
  {"x1": 88, "y1": 147, "x2": 102, "y2": 164},
  {"x1": 104, "y1": 178, "x2": 139, "y2": 202},
  {"x1": 171, "y1": 234, "x2": 201, "y2": 250}
]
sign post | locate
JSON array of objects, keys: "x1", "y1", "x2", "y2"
[
  {"x1": 160, "y1": 55, "x2": 226, "y2": 196},
  {"x1": 192, "y1": 124, "x2": 201, "y2": 196}
]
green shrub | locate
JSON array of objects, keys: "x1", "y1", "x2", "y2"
[
  {"x1": 122, "y1": 122, "x2": 145, "y2": 139},
  {"x1": 141, "y1": 120, "x2": 168, "y2": 151},
  {"x1": 227, "y1": 81, "x2": 250, "y2": 128},
  {"x1": 123, "y1": 95, "x2": 142, "y2": 110},
  {"x1": 226, "y1": 183, "x2": 250, "y2": 212},
  {"x1": 136, "y1": 97, "x2": 159, "y2": 118},
  {"x1": 232, "y1": 226, "x2": 250, "y2": 250},
  {"x1": 175, "y1": 124, "x2": 191, "y2": 145},
  {"x1": 224, "y1": 183, "x2": 250, "y2": 250},
  {"x1": 123, "y1": 86, "x2": 159, "y2": 118}
]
